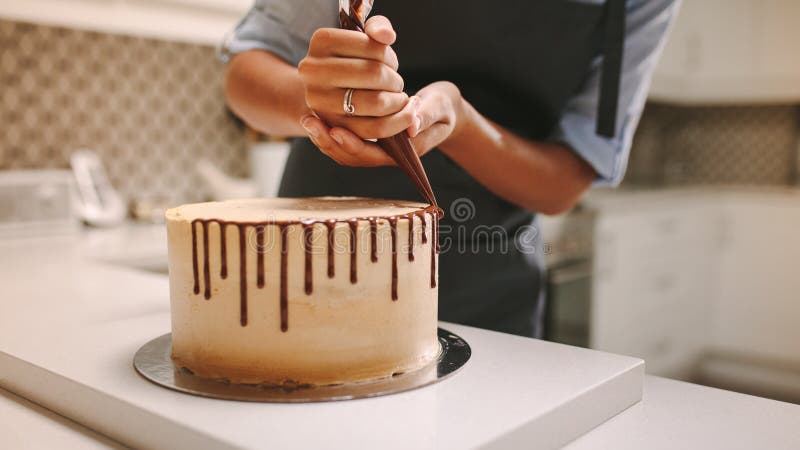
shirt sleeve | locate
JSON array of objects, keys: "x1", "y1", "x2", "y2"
[
  {"x1": 218, "y1": 0, "x2": 338, "y2": 66},
  {"x1": 551, "y1": 0, "x2": 681, "y2": 187}
]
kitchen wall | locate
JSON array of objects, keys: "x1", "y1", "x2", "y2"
[
  {"x1": 625, "y1": 104, "x2": 800, "y2": 187},
  {"x1": 0, "y1": 19, "x2": 248, "y2": 205}
]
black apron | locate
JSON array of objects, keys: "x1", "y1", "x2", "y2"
[{"x1": 279, "y1": 0, "x2": 625, "y2": 338}]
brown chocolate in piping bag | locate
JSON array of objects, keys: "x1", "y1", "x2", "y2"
[{"x1": 338, "y1": 0, "x2": 438, "y2": 207}]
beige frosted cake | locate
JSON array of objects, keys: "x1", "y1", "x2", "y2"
[{"x1": 166, "y1": 197, "x2": 441, "y2": 385}]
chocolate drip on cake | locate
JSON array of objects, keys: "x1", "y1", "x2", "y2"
[
  {"x1": 389, "y1": 217, "x2": 398, "y2": 301},
  {"x1": 369, "y1": 218, "x2": 378, "y2": 263},
  {"x1": 408, "y1": 215, "x2": 415, "y2": 262},
  {"x1": 202, "y1": 221, "x2": 211, "y2": 299},
  {"x1": 237, "y1": 223, "x2": 247, "y2": 326},
  {"x1": 191, "y1": 221, "x2": 199, "y2": 295},
  {"x1": 280, "y1": 224, "x2": 289, "y2": 332},
  {"x1": 303, "y1": 223, "x2": 314, "y2": 295},
  {"x1": 431, "y1": 216, "x2": 438, "y2": 288},
  {"x1": 219, "y1": 222, "x2": 228, "y2": 279},
  {"x1": 325, "y1": 221, "x2": 335, "y2": 279},
  {"x1": 188, "y1": 206, "x2": 441, "y2": 332},
  {"x1": 419, "y1": 212, "x2": 428, "y2": 244},
  {"x1": 256, "y1": 225, "x2": 265, "y2": 289},
  {"x1": 348, "y1": 220, "x2": 358, "y2": 284}
]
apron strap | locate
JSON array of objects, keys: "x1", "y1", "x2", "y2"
[{"x1": 596, "y1": 0, "x2": 627, "y2": 138}]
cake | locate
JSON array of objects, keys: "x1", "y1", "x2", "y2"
[{"x1": 165, "y1": 197, "x2": 441, "y2": 385}]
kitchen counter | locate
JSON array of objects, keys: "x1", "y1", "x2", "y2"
[
  {"x1": 4, "y1": 376, "x2": 798, "y2": 450},
  {"x1": 1, "y1": 224, "x2": 799, "y2": 449},
  {"x1": 0, "y1": 387, "x2": 127, "y2": 450}
]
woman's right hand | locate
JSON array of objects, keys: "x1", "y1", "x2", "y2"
[{"x1": 297, "y1": 16, "x2": 418, "y2": 143}]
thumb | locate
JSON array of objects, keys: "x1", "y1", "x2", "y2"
[
  {"x1": 407, "y1": 95, "x2": 433, "y2": 138},
  {"x1": 364, "y1": 16, "x2": 396, "y2": 45}
]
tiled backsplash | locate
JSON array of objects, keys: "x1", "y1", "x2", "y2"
[
  {"x1": 625, "y1": 104, "x2": 800, "y2": 187},
  {"x1": 0, "y1": 19, "x2": 248, "y2": 205}
]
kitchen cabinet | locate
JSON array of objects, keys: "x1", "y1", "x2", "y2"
[
  {"x1": 650, "y1": 0, "x2": 800, "y2": 104},
  {"x1": 592, "y1": 200, "x2": 718, "y2": 379},
  {"x1": 710, "y1": 196, "x2": 800, "y2": 363},
  {"x1": 0, "y1": 0, "x2": 251, "y2": 45},
  {"x1": 587, "y1": 189, "x2": 800, "y2": 397}
]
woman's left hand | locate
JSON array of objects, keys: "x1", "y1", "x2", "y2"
[{"x1": 300, "y1": 81, "x2": 465, "y2": 167}]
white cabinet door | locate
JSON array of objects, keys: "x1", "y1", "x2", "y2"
[
  {"x1": 650, "y1": 0, "x2": 800, "y2": 103},
  {"x1": 592, "y1": 206, "x2": 718, "y2": 378},
  {"x1": 709, "y1": 199, "x2": 800, "y2": 364}
]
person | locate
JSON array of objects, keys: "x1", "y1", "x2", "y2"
[{"x1": 221, "y1": 0, "x2": 679, "y2": 338}]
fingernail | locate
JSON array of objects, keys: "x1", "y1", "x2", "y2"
[
  {"x1": 410, "y1": 115, "x2": 421, "y2": 137},
  {"x1": 301, "y1": 118, "x2": 319, "y2": 139},
  {"x1": 330, "y1": 130, "x2": 344, "y2": 146}
]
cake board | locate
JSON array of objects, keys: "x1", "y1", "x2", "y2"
[{"x1": 134, "y1": 328, "x2": 471, "y2": 402}]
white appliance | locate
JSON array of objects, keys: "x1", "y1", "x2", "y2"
[
  {"x1": 250, "y1": 139, "x2": 291, "y2": 197},
  {"x1": 0, "y1": 169, "x2": 79, "y2": 238},
  {"x1": 195, "y1": 139, "x2": 291, "y2": 201},
  {"x1": 70, "y1": 150, "x2": 127, "y2": 227}
]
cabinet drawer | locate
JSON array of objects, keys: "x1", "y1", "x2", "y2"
[
  {"x1": 592, "y1": 254, "x2": 710, "y2": 376},
  {"x1": 596, "y1": 209, "x2": 714, "y2": 264}
]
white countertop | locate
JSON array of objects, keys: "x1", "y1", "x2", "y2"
[
  {"x1": 1, "y1": 224, "x2": 799, "y2": 449},
  {"x1": 0, "y1": 387, "x2": 127, "y2": 450},
  {"x1": 4, "y1": 376, "x2": 798, "y2": 450}
]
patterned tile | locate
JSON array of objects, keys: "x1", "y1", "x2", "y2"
[
  {"x1": 626, "y1": 103, "x2": 800, "y2": 187},
  {"x1": 0, "y1": 19, "x2": 248, "y2": 205}
]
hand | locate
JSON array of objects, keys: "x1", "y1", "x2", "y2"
[
  {"x1": 297, "y1": 16, "x2": 416, "y2": 142},
  {"x1": 300, "y1": 81, "x2": 465, "y2": 167}
]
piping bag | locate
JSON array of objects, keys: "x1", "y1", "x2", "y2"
[{"x1": 338, "y1": 0, "x2": 438, "y2": 207}]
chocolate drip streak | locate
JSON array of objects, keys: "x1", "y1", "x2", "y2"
[
  {"x1": 420, "y1": 212, "x2": 428, "y2": 244},
  {"x1": 348, "y1": 220, "x2": 358, "y2": 284},
  {"x1": 256, "y1": 226, "x2": 265, "y2": 289},
  {"x1": 325, "y1": 221, "x2": 335, "y2": 279},
  {"x1": 431, "y1": 214, "x2": 438, "y2": 288},
  {"x1": 303, "y1": 223, "x2": 313, "y2": 295},
  {"x1": 390, "y1": 217, "x2": 398, "y2": 300},
  {"x1": 202, "y1": 221, "x2": 211, "y2": 299},
  {"x1": 219, "y1": 223, "x2": 228, "y2": 279},
  {"x1": 237, "y1": 224, "x2": 247, "y2": 326},
  {"x1": 280, "y1": 224, "x2": 289, "y2": 332},
  {"x1": 369, "y1": 218, "x2": 378, "y2": 263},
  {"x1": 408, "y1": 215, "x2": 415, "y2": 262},
  {"x1": 191, "y1": 221, "x2": 199, "y2": 295}
]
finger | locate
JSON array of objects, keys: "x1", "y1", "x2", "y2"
[
  {"x1": 329, "y1": 127, "x2": 396, "y2": 167},
  {"x1": 301, "y1": 116, "x2": 369, "y2": 167},
  {"x1": 308, "y1": 28, "x2": 398, "y2": 69},
  {"x1": 364, "y1": 16, "x2": 396, "y2": 46},
  {"x1": 298, "y1": 57, "x2": 404, "y2": 92},
  {"x1": 407, "y1": 92, "x2": 453, "y2": 138},
  {"x1": 301, "y1": 115, "x2": 347, "y2": 164},
  {"x1": 406, "y1": 95, "x2": 424, "y2": 137},
  {"x1": 334, "y1": 96, "x2": 419, "y2": 140},
  {"x1": 306, "y1": 88, "x2": 408, "y2": 117}
]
